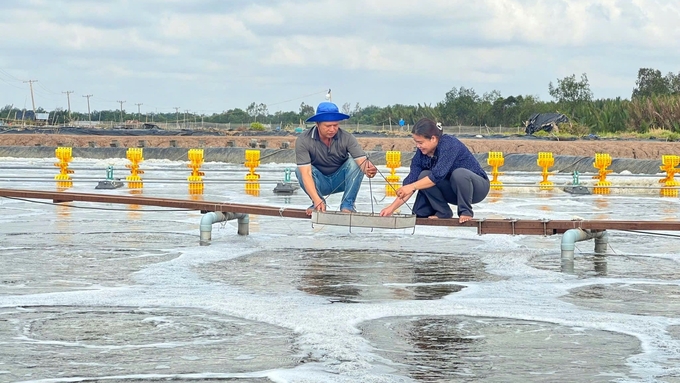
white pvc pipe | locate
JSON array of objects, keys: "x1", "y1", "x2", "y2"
[
  {"x1": 561, "y1": 229, "x2": 608, "y2": 273},
  {"x1": 594, "y1": 232, "x2": 609, "y2": 254},
  {"x1": 237, "y1": 214, "x2": 249, "y2": 236},
  {"x1": 200, "y1": 211, "x2": 249, "y2": 244}
]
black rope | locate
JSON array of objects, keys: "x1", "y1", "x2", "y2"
[
  {"x1": 299, "y1": 154, "x2": 415, "y2": 215},
  {"x1": 617, "y1": 230, "x2": 680, "y2": 239},
  {"x1": 364, "y1": 153, "x2": 415, "y2": 214},
  {"x1": 244, "y1": 148, "x2": 286, "y2": 163},
  {"x1": 311, "y1": 156, "x2": 372, "y2": 212},
  {"x1": 367, "y1": 161, "x2": 375, "y2": 215}
]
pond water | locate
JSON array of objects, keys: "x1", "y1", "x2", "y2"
[{"x1": 1, "y1": 158, "x2": 679, "y2": 382}]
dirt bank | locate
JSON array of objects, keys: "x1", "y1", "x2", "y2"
[{"x1": 0, "y1": 133, "x2": 678, "y2": 160}]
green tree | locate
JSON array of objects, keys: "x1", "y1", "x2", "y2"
[
  {"x1": 489, "y1": 95, "x2": 516, "y2": 127},
  {"x1": 341, "y1": 102, "x2": 351, "y2": 116},
  {"x1": 299, "y1": 102, "x2": 314, "y2": 120},
  {"x1": 271, "y1": 110, "x2": 299, "y2": 127},
  {"x1": 548, "y1": 73, "x2": 593, "y2": 103},
  {"x1": 210, "y1": 108, "x2": 250, "y2": 124},
  {"x1": 246, "y1": 102, "x2": 258, "y2": 122},
  {"x1": 351, "y1": 105, "x2": 382, "y2": 124},
  {"x1": 668, "y1": 72, "x2": 680, "y2": 95},
  {"x1": 441, "y1": 86, "x2": 480, "y2": 125},
  {"x1": 632, "y1": 68, "x2": 670, "y2": 98},
  {"x1": 257, "y1": 103, "x2": 269, "y2": 121}
]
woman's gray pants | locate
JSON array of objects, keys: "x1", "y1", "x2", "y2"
[{"x1": 412, "y1": 169, "x2": 490, "y2": 218}]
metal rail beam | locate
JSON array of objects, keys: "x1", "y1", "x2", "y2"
[
  {"x1": 2, "y1": 188, "x2": 679, "y2": 236},
  {"x1": 0, "y1": 188, "x2": 310, "y2": 220},
  {"x1": 416, "y1": 216, "x2": 680, "y2": 234}
]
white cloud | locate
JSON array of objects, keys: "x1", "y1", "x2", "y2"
[
  {"x1": 0, "y1": 0, "x2": 679, "y2": 113},
  {"x1": 158, "y1": 14, "x2": 258, "y2": 45}
]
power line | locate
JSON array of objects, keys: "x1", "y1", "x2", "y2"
[
  {"x1": 97, "y1": 97, "x2": 121, "y2": 104},
  {"x1": 28, "y1": 89, "x2": 59, "y2": 103},
  {"x1": 37, "y1": 82, "x2": 59, "y2": 95},
  {"x1": 0, "y1": 68, "x2": 21, "y2": 82},
  {"x1": 0, "y1": 76, "x2": 24, "y2": 90},
  {"x1": 266, "y1": 89, "x2": 328, "y2": 107}
]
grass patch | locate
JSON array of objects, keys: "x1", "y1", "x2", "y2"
[{"x1": 637, "y1": 128, "x2": 680, "y2": 141}]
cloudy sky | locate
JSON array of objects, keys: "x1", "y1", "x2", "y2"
[{"x1": 1, "y1": 0, "x2": 679, "y2": 115}]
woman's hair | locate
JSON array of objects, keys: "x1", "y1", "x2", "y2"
[{"x1": 411, "y1": 117, "x2": 443, "y2": 139}]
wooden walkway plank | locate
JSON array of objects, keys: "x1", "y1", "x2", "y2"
[{"x1": 1, "y1": 188, "x2": 679, "y2": 236}]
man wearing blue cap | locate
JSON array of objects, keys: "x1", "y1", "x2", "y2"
[{"x1": 295, "y1": 101, "x2": 378, "y2": 215}]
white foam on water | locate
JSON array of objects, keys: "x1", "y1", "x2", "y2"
[{"x1": 2, "y1": 158, "x2": 680, "y2": 382}]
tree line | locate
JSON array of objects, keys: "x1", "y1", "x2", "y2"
[{"x1": 2, "y1": 67, "x2": 679, "y2": 134}]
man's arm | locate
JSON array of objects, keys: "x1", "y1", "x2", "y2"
[
  {"x1": 344, "y1": 132, "x2": 376, "y2": 177},
  {"x1": 297, "y1": 164, "x2": 326, "y2": 212}
]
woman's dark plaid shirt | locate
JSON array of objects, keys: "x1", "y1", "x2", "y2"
[{"x1": 403, "y1": 134, "x2": 488, "y2": 185}]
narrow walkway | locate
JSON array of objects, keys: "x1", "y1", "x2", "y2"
[{"x1": 1, "y1": 188, "x2": 679, "y2": 236}]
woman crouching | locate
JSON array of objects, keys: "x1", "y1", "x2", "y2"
[{"x1": 380, "y1": 117, "x2": 490, "y2": 223}]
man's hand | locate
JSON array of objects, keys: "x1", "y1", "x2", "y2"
[
  {"x1": 364, "y1": 161, "x2": 378, "y2": 178},
  {"x1": 306, "y1": 199, "x2": 326, "y2": 216}
]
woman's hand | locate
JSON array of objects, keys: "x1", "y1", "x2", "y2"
[
  {"x1": 395, "y1": 184, "x2": 416, "y2": 200},
  {"x1": 380, "y1": 206, "x2": 395, "y2": 216}
]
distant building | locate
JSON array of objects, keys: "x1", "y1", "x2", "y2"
[
  {"x1": 17, "y1": 110, "x2": 49, "y2": 121},
  {"x1": 72, "y1": 121, "x2": 96, "y2": 127}
]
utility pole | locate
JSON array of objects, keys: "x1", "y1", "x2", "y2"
[
  {"x1": 117, "y1": 100, "x2": 126, "y2": 122},
  {"x1": 135, "y1": 103, "x2": 143, "y2": 126},
  {"x1": 82, "y1": 94, "x2": 93, "y2": 122},
  {"x1": 4, "y1": 104, "x2": 13, "y2": 121},
  {"x1": 174, "y1": 107, "x2": 180, "y2": 129},
  {"x1": 23, "y1": 80, "x2": 38, "y2": 117},
  {"x1": 62, "y1": 91, "x2": 74, "y2": 118},
  {"x1": 184, "y1": 110, "x2": 189, "y2": 129}
]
